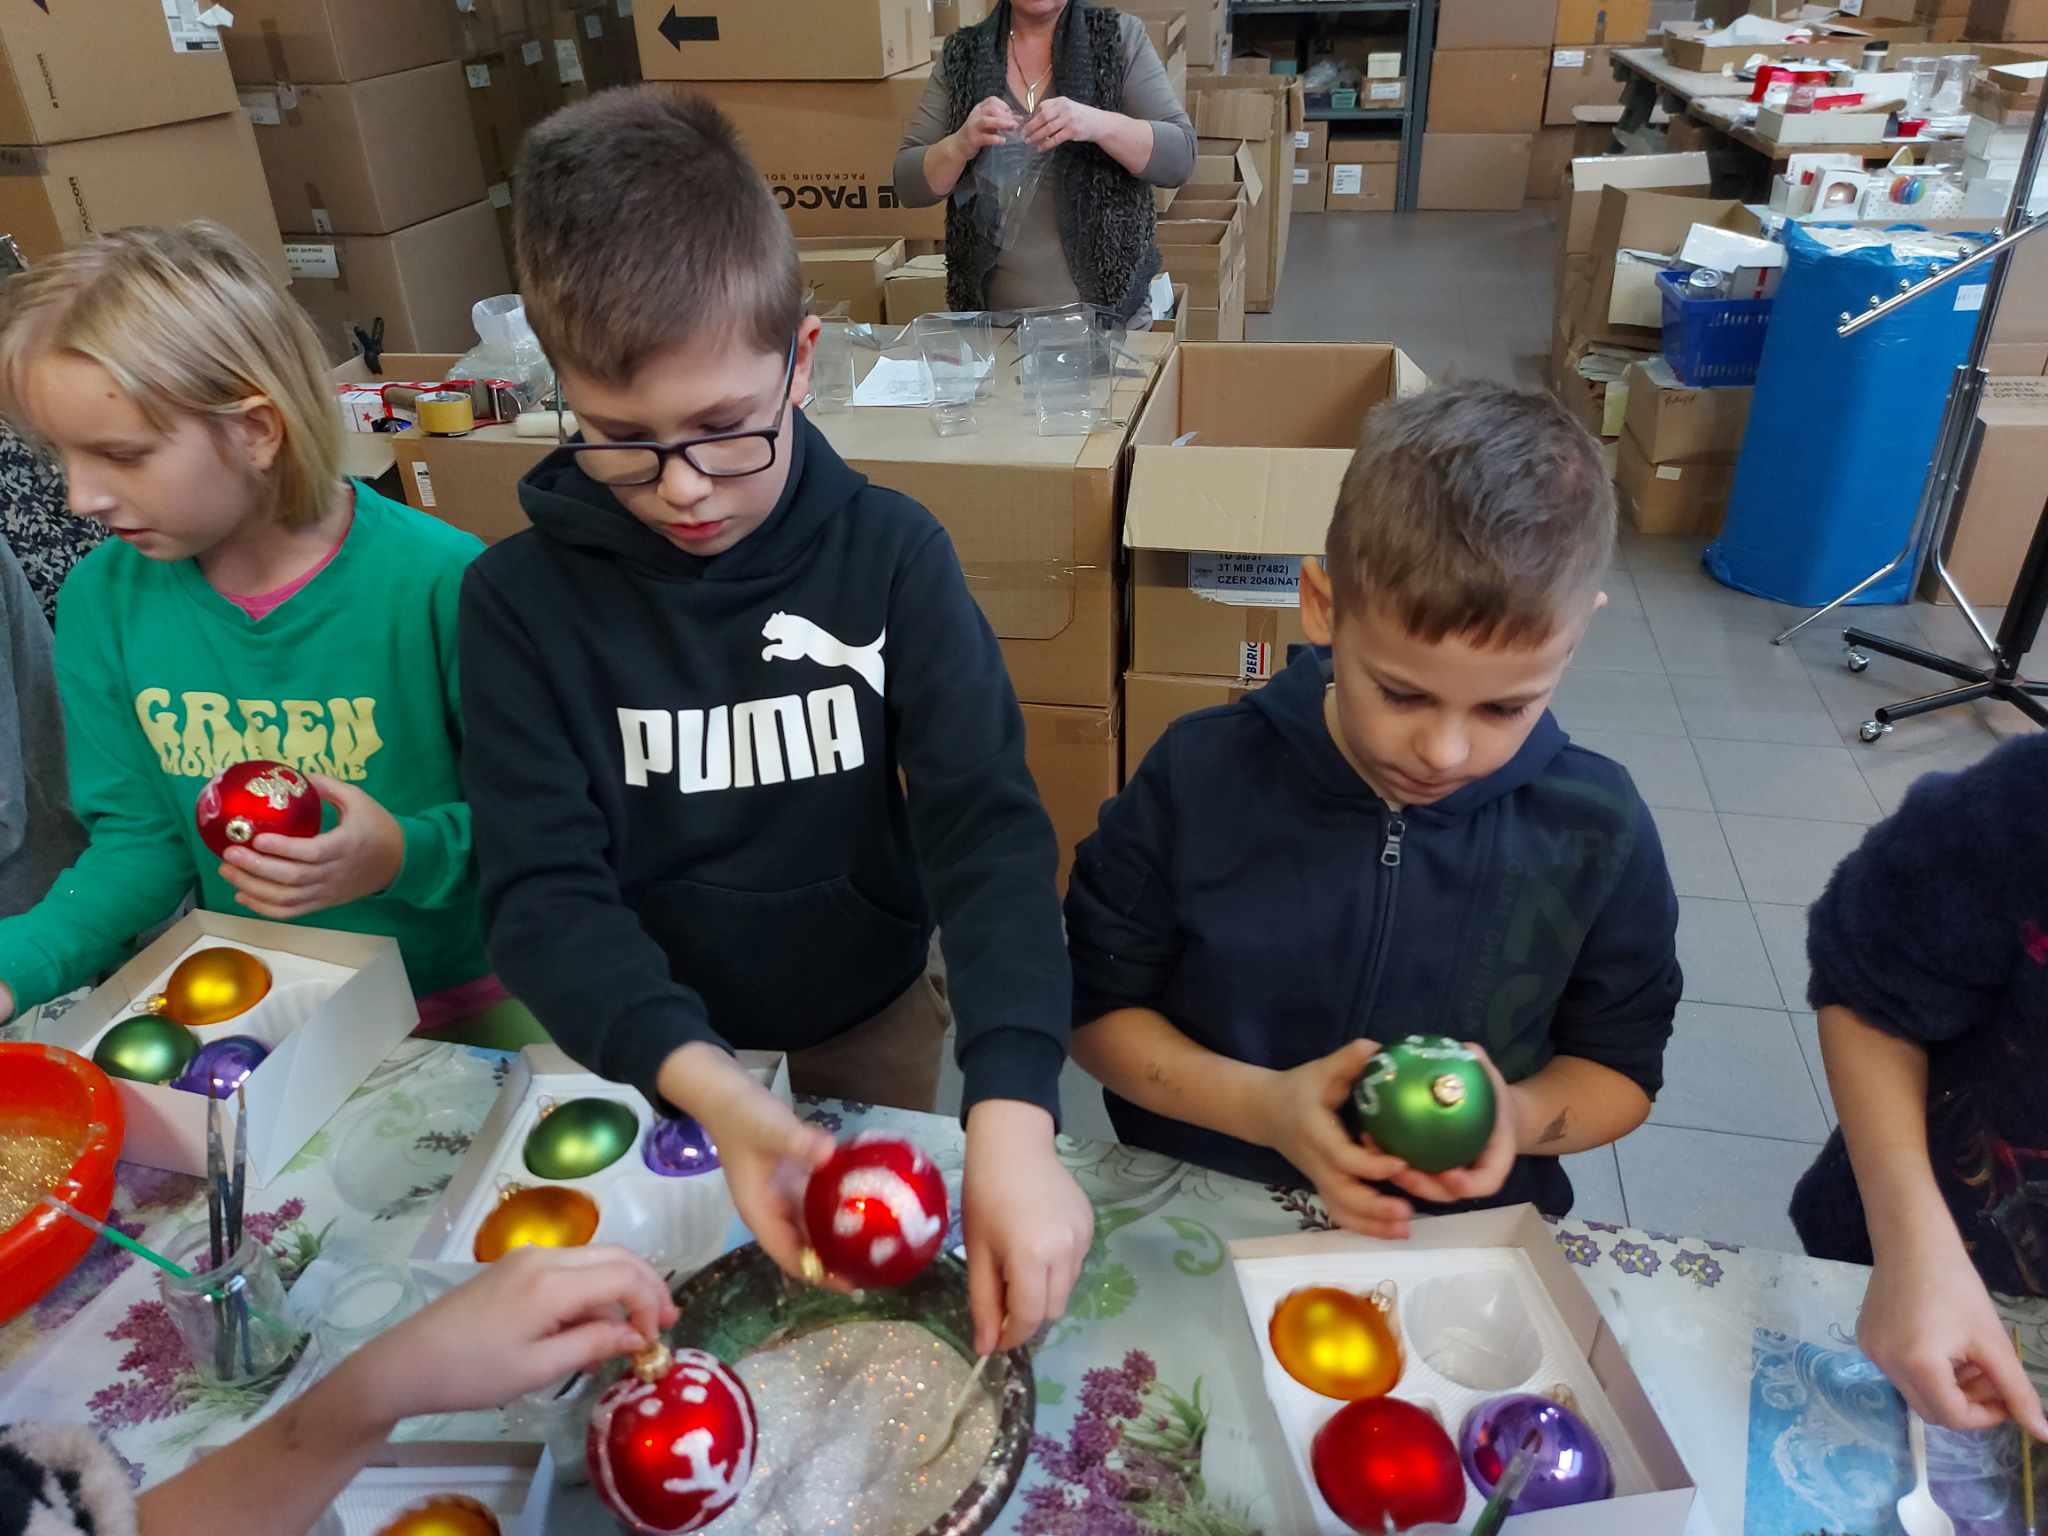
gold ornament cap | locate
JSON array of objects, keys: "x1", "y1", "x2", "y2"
[
  {"x1": 1430, "y1": 1073, "x2": 1467, "y2": 1108},
  {"x1": 631, "y1": 1339, "x2": 673, "y2": 1384}
]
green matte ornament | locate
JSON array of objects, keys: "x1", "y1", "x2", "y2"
[
  {"x1": 92, "y1": 1015, "x2": 200, "y2": 1086},
  {"x1": 1344, "y1": 1035, "x2": 1496, "y2": 1174},
  {"x1": 522, "y1": 1097, "x2": 638, "y2": 1181}
]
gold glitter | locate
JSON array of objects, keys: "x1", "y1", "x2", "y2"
[
  {"x1": 729, "y1": 1320, "x2": 998, "y2": 1535},
  {"x1": 0, "y1": 1124, "x2": 87, "y2": 1232}
]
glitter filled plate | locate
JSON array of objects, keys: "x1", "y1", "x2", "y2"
[
  {"x1": 0, "y1": 1043, "x2": 125, "y2": 1325},
  {"x1": 660, "y1": 1244, "x2": 1033, "y2": 1536}
]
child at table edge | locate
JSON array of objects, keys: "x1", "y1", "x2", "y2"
[
  {"x1": 0, "y1": 223, "x2": 537, "y2": 1046},
  {"x1": 1065, "y1": 382, "x2": 1683, "y2": 1236},
  {"x1": 458, "y1": 89, "x2": 1091, "y2": 1357},
  {"x1": 1792, "y1": 733, "x2": 2048, "y2": 1439}
]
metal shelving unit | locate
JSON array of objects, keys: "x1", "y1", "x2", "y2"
[{"x1": 1226, "y1": 0, "x2": 1438, "y2": 210}]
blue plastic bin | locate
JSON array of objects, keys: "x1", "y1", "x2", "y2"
[{"x1": 1657, "y1": 269, "x2": 1774, "y2": 387}]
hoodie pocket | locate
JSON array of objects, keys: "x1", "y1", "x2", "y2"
[{"x1": 638, "y1": 876, "x2": 925, "y2": 1044}]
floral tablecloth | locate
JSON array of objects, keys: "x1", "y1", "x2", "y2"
[{"x1": 4, "y1": 1039, "x2": 2045, "y2": 1536}]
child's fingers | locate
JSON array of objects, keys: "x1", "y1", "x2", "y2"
[
  {"x1": 1386, "y1": 1168, "x2": 1460, "y2": 1205},
  {"x1": 1973, "y1": 1334, "x2": 2048, "y2": 1438},
  {"x1": 967, "y1": 1237, "x2": 1003, "y2": 1357},
  {"x1": 1309, "y1": 1119, "x2": 1404, "y2": 1183},
  {"x1": 997, "y1": 1258, "x2": 1046, "y2": 1353},
  {"x1": 521, "y1": 1319, "x2": 650, "y2": 1387},
  {"x1": 1318, "y1": 1039, "x2": 1384, "y2": 1106},
  {"x1": 245, "y1": 831, "x2": 336, "y2": 863},
  {"x1": 222, "y1": 846, "x2": 320, "y2": 884}
]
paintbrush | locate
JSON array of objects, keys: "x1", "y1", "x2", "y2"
[
  {"x1": 2020, "y1": 1326, "x2": 2037, "y2": 1536},
  {"x1": 230, "y1": 1084, "x2": 249, "y2": 1373},
  {"x1": 40, "y1": 1194, "x2": 292, "y2": 1335},
  {"x1": 206, "y1": 1095, "x2": 231, "y2": 1379},
  {"x1": 1469, "y1": 1429, "x2": 1544, "y2": 1536}
]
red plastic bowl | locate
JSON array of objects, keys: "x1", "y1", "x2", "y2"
[{"x1": 0, "y1": 1042, "x2": 125, "y2": 1325}]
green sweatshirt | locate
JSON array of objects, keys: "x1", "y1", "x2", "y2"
[{"x1": 0, "y1": 482, "x2": 489, "y2": 1011}]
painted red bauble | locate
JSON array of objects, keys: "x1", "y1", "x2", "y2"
[
  {"x1": 802, "y1": 1133, "x2": 948, "y2": 1288},
  {"x1": 587, "y1": 1345, "x2": 756, "y2": 1536},
  {"x1": 194, "y1": 760, "x2": 321, "y2": 858},
  {"x1": 1311, "y1": 1398, "x2": 1467, "y2": 1533}
]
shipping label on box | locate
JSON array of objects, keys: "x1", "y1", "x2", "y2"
[{"x1": 1189, "y1": 552, "x2": 1304, "y2": 606}]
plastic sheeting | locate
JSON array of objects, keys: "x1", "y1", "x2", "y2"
[{"x1": 1704, "y1": 223, "x2": 1990, "y2": 607}]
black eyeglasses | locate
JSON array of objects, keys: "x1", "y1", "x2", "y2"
[{"x1": 567, "y1": 337, "x2": 798, "y2": 487}]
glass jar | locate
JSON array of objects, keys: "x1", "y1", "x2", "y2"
[
  {"x1": 313, "y1": 1263, "x2": 424, "y2": 1366},
  {"x1": 159, "y1": 1221, "x2": 300, "y2": 1384}
]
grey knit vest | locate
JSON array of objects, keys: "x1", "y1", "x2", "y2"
[{"x1": 940, "y1": 1, "x2": 1159, "y2": 319}]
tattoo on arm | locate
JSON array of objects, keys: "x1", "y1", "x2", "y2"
[{"x1": 1536, "y1": 1108, "x2": 1571, "y2": 1147}]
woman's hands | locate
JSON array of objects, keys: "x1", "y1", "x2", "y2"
[
  {"x1": 1022, "y1": 97, "x2": 1110, "y2": 151},
  {"x1": 951, "y1": 95, "x2": 1021, "y2": 156}
]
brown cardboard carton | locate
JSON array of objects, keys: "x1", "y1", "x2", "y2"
[
  {"x1": 882, "y1": 254, "x2": 951, "y2": 324},
  {"x1": 1623, "y1": 358, "x2": 1752, "y2": 462},
  {"x1": 1182, "y1": 251, "x2": 1247, "y2": 342},
  {"x1": 670, "y1": 75, "x2": 944, "y2": 240},
  {"x1": 1292, "y1": 164, "x2": 1329, "y2": 212},
  {"x1": 1328, "y1": 160, "x2": 1397, "y2": 212},
  {"x1": 1554, "y1": 0, "x2": 1651, "y2": 41},
  {"x1": 400, "y1": 419, "x2": 551, "y2": 542},
  {"x1": 224, "y1": 0, "x2": 456, "y2": 84},
  {"x1": 1968, "y1": 0, "x2": 2048, "y2": 36},
  {"x1": 933, "y1": 0, "x2": 996, "y2": 33},
  {"x1": 1417, "y1": 133, "x2": 1533, "y2": 210},
  {"x1": 1427, "y1": 49, "x2": 1549, "y2": 133},
  {"x1": 1123, "y1": 0, "x2": 1228, "y2": 70},
  {"x1": 1125, "y1": 343, "x2": 1428, "y2": 681},
  {"x1": 1986, "y1": 340, "x2": 2048, "y2": 373},
  {"x1": 1528, "y1": 125, "x2": 1575, "y2": 201},
  {"x1": 572, "y1": 6, "x2": 639, "y2": 92},
  {"x1": 796, "y1": 236, "x2": 906, "y2": 323},
  {"x1": 246, "y1": 64, "x2": 486, "y2": 236},
  {"x1": 1292, "y1": 121, "x2": 1331, "y2": 162},
  {"x1": 1577, "y1": 187, "x2": 1749, "y2": 347},
  {"x1": 287, "y1": 201, "x2": 512, "y2": 360},
  {"x1": 1158, "y1": 209, "x2": 1246, "y2": 305},
  {"x1": 1123, "y1": 672, "x2": 1254, "y2": 778},
  {"x1": 1560, "y1": 151, "x2": 1710, "y2": 260},
  {"x1": 1190, "y1": 76, "x2": 1301, "y2": 312},
  {"x1": 1021, "y1": 703, "x2": 1120, "y2": 891},
  {"x1": 0, "y1": 0, "x2": 238, "y2": 146},
  {"x1": 1545, "y1": 45, "x2": 1625, "y2": 125},
  {"x1": 1660, "y1": 31, "x2": 1794, "y2": 71},
  {"x1": 1615, "y1": 427, "x2": 1736, "y2": 536},
  {"x1": 632, "y1": 0, "x2": 932, "y2": 81},
  {"x1": 1436, "y1": 0, "x2": 1561, "y2": 49},
  {"x1": 462, "y1": 55, "x2": 530, "y2": 184},
  {"x1": 455, "y1": 0, "x2": 502, "y2": 60},
  {"x1": 0, "y1": 113, "x2": 286, "y2": 279},
  {"x1": 1925, "y1": 387, "x2": 2048, "y2": 605},
  {"x1": 1140, "y1": 12, "x2": 1190, "y2": 104}
]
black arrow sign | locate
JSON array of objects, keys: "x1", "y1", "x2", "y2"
[
  {"x1": 659, "y1": 6, "x2": 717, "y2": 48},
  {"x1": 30, "y1": 0, "x2": 48, "y2": 12}
]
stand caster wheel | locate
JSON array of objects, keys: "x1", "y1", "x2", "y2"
[
  {"x1": 1859, "y1": 719, "x2": 1890, "y2": 743},
  {"x1": 1846, "y1": 650, "x2": 1871, "y2": 673}
]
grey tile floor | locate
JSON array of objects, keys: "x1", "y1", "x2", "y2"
[{"x1": 930, "y1": 208, "x2": 2020, "y2": 1257}]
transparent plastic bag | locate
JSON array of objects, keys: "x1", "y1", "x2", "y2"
[
  {"x1": 971, "y1": 136, "x2": 1054, "y2": 255},
  {"x1": 450, "y1": 295, "x2": 553, "y2": 417}
]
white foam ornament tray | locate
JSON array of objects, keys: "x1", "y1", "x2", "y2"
[
  {"x1": 1233, "y1": 1224, "x2": 1691, "y2": 1535},
  {"x1": 412, "y1": 1043, "x2": 790, "y2": 1275}
]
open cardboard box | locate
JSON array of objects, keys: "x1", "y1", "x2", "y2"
[
  {"x1": 1124, "y1": 343, "x2": 1426, "y2": 680},
  {"x1": 1578, "y1": 187, "x2": 1755, "y2": 347},
  {"x1": 43, "y1": 911, "x2": 415, "y2": 1185},
  {"x1": 411, "y1": 1043, "x2": 792, "y2": 1269},
  {"x1": 316, "y1": 1443, "x2": 553, "y2": 1536},
  {"x1": 1230, "y1": 1207, "x2": 1697, "y2": 1535}
]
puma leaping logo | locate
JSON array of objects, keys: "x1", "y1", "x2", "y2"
[{"x1": 761, "y1": 612, "x2": 886, "y2": 697}]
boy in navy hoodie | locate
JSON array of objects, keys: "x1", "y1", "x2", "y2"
[
  {"x1": 1067, "y1": 383, "x2": 1681, "y2": 1238},
  {"x1": 460, "y1": 90, "x2": 1091, "y2": 1355}
]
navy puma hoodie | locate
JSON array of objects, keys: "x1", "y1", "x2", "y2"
[
  {"x1": 1066, "y1": 647, "x2": 1682, "y2": 1214},
  {"x1": 459, "y1": 412, "x2": 1070, "y2": 1121}
]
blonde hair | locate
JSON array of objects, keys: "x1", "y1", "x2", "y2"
[{"x1": 0, "y1": 221, "x2": 342, "y2": 530}]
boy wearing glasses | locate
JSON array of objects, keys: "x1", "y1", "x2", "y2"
[{"x1": 458, "y1": 90, "x2": 1093, "y2": 1357}]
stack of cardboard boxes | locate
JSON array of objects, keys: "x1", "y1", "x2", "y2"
[
  {"x1": 0, "y1": 4, "x2": 284, "y2": 280},
  {"x1": 1292, "y1": 122, "x2": 1331, "y2": 214},
  {"x1": 1420, "y1": 0, "x2": 1550, "y2": 210},
  {"x1": 1532, "y1": 0, "x2": 1650, "y2": 202},
  {"x1": 1968, "y1": 0, "x2": 2048, "y2": 39},
  {"x1": 231, "y1": 0, "x2": 509, "y2": 360},
  {"x1": 1189, "y1": 75, "x2": 1303, "y2": 312}
]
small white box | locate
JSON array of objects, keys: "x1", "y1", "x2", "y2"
[
  {"x1": 1230, "y1": 1206, "x2": 1696, "y2": 1536},
  {"x1": 1966, "y1": 113, "x2": 2029, "y2": 160},
  {"x1": 1366, "y1": 50, "x2": 1402, "y2": 78},
  {"x1": 317, "y1": 1443, "x2": 553, "y2": 1536},
  {"x1": 1756, "y1": 107, "x2": 1894, "y2": 145},
  {"x1": 44, "y1": 911, "x2": 415, "y2": 1185}
]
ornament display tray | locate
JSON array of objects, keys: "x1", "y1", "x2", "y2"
[
  {"x1": 411, "y1": 1043, "x2": 791, "y2": 1276},
  {"x1": 1230, "y1": 1206, "x2": 1696, "y2": 1536},
  {"x1": 38, "y1": 910, "x2": 414, "y2": 1185},
  {"x1": 316, "y1": 1441, "x2": 553, "y2": 1536}
]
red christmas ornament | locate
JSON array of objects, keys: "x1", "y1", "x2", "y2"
[
  {"x1": 587, "y1": 1344, "x2": 756, "y2": 1536},
  {"x1": 1311, "y1": 1398, "x2": 1467, "y2": 1533},
  {"x1": 194, "y1": 760, "x2": 321, "y2": 858},
  {"x1": 802, "y1": 1133, "x2": 948, "y2": 1289}
]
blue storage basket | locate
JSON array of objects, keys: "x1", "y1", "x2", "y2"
[{"x1": 1657, "y1": 269, "x2": 1774, "y2": 387}]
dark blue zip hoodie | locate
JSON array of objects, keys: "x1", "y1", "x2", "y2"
[
  {"x1": 1066, "y1": 647, "x2": 1681, "y2": 1215},
  {"x1": 459, "y1": 412, "x2": 1070, "y2": 1122}
]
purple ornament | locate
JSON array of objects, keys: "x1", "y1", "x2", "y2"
[
  {"x1": 641, "y1": 1113, "x2": 719, "y2": 1177},
  {"x1": 172, "y1": 1035, "x2": 269, "y2": 1100},
  {"x1": 1460, "y1": 1393, "x2": 1614, "y2": 1513}
]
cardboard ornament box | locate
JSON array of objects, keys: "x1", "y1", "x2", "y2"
[
  {"x1": 1418, "y1": 133, "x2": 1533, "y2": 211},
  {"x1": 1124, "y1": 670, "x2": 1257, "y2": 779},
  {"x1": 223, "y1": 0, "x2": 457, "y2": 85},
  {"x1": 797, "y1": 236, "x2": 907, "y2": 324},
  {"x1": 1435, "y1": 0, "x2": 1562, "y2": 50},
  {"x1": 1615, "y1": 428, "x2": 1738, "y2": 536},
  {"x1": 244, "y1": 64, "x2": 487, "y2": 236},
  {"x1": 1022, "y1": 703, "x2": 1120, "y2": 891},
  {"x1": 40, "y1": 911, "x2": 416, "y2": 1185},
  {"x1": 1126, "y1": 343, "x2": 1427, "y2": 682},
  {"x1": 1427, "y1": 48, "x2": 1549, "y2": 134},
  {"x1": 1190, "y1": 77, "x2": 1303, "y2": 313},
  {"x1": 1292, "y1": 163, "x2": 1329, "y2": 214},
  {"x1": 1555, "y1": 0, "x2": 1651, "y2": 43},
  {"x1": 669, "y1": 75, "x2": 945, "y2": 241},
  {"x1": 287, "y1": 201, "x2": 512, "y2": 362},
  {"x1": 0, "y1": 0, "x2": 237, "y2": 147},
  {"x1": 883, "y1": 253, "x2": 951, "y2": 324},
  {"x1": 1123, "y1": 0, "x2": 1228, "y2": 71},
  {"x1": 0, "y1": 112, "x2": 287, "y2": 280},
  {"x1": 632, "y1": 0, "x2": 932, "y2": 81}
]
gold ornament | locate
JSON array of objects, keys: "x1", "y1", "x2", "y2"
[
  {"x1": 1269, "y1": 1284, "x2": 1404, "y2": 1400},
  {"x1": 472, "y1": 1184, "x2": 600, "y2": 1262},
  {"x1": 373, "y1": 1495, "x2": 501, "y2": 1536},
  {"x1": 147, "y1": 948, "x2": 272, "y2": 1027}
]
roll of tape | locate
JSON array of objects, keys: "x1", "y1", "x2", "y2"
[{"x1": 416, "y1": 390, "x2": 475, "y2": 437}]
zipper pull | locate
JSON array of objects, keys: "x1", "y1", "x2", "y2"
[{"x1": 1380, "y1": 815, "x2": 1406, "y2": 868}]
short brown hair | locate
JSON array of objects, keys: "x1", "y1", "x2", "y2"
[
  {"x1": 1326, "y1": 382, "x2": 1615, "y2": 647},
  {"x1": 516, "y1": 88, "x2": 803, "y2": 384}
]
